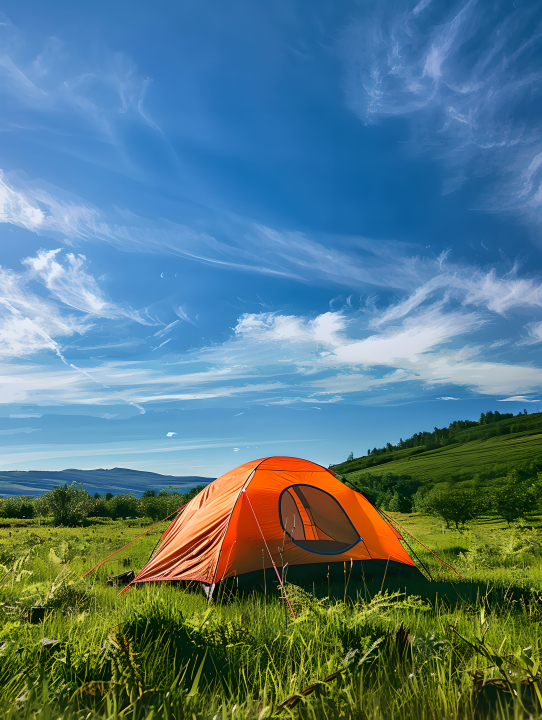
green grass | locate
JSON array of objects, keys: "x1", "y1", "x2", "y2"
[
  {"x1": 0, "y1": 516, "x2": 541, "y2": 719},
  {"x1": 338, "y1": 422, "x2": 542, "y2": 486}
]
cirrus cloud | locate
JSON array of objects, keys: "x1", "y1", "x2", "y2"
[{"x1": 341, "y1": 0, "x2": 542, "y2": 220}]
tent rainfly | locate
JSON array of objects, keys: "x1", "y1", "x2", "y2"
[{"x1": 125, "y1": 456, "x2": 418, "y2": 594}]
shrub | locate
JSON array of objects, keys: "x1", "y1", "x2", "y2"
[
  {"x1": 107, "y1": 493, "x2": 139, "y2": 520},
  {"x1": 421, "y1": 487, "x2": 487, "y2": 530},
  {"x1": 38, "y1": 482, "x2": 91, "y2": 525},
  {"x1": 388, "y1": 492, "x2": 413, "y2": 513},
  {"x1": 87, "y1": 496, "x2": 110, "y2": 518},
  {"x1": 139, "y1": 492, "x2": 165, "y2": 521},
  {"x1": 491, "y1": 478, "x2": 535, "y2": 527},
  {"x1": 0, "y1": 496, "x2": 35, "y2": 519}
]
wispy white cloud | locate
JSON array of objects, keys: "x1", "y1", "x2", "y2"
[
  {"x1": 0, "y1": 249, "x2": 156, "y2": 417},
  {"x1": 414, "y1": 350, "x2": 542, "y2": 396},
  {"x1": 497, "y1": 395, "x2": 540, "y2": 403},
  {"x1": 153, "y1": 338, "x2": 172, "y2": 351},
  {"x1": 4, "y1": 168, "x2": 542, "y2": 332},
  {"x1": 489, "y1": 339, "x2": 511, "y2": 349},
  {"x1": 0, "y1": 427, "x2": 39, "y2": 435},
  {"x1": 341, "y1": 1, "x2": 542, "y2": 220},
  {"x1": 0, "y1": 436, "x2": 317, "y2": 469},
  {"x1": 0, "y1": 171, "x2": 429, "y2": 291},
  {"x1": 23, "y1": 248, "x2": 149, "y2": 323},
  {"x1": 0, "y1": 18, "x2": 161, "y2": 141},
  {"x1": 231, "y1": 305, "x2": 483, "y2": 368},
  {"x1": 0, "y1": 359, "x2": 284, "y2": 407},
  {"x1": 235, "y1": 311, "x2": 349, "y2": 348},
  {"x1": 0, "y1": 249, "x2": 151, "y2": 361},
  {"x1": 9, "y1": 413, "x2": 42, "y2": 418},
  {"x1": 334, "y1": 306, "x2": 483, "y2": 366},
  {"x1": 517, "y1": 320, "x2": 542, "y2": 346},
  {"x1": 0, "y1": 235, "x2": 540, "y2": 408},
  {"x1": 373, "y1": 264, "x2": 542, "y2": 328},
  {"x1": 2, "y1": 292, "x2": 542, "y2": 411},
  {"x1": 174, "y1": 306, "x2": 197, "y2": 326},
  {"x1": 437, "y1": 397, "x2": 460, "y2": 401},
  {"x1": 0, "y1": 265, "x2": 87, "y2": 359},
  {"x1": 202, "y1": 303, "x2": 542, "y2": 399},
  {"x1": 154, "y1": 320, "x2": 180, "y2": 339}
]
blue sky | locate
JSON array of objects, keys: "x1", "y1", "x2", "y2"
[{"x1": 1, "y1": 0, "x2": 542, "y2": 478}]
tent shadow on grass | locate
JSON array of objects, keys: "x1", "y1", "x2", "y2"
[{"x1": 211, "y1": 559, "x2": 536, "y2": 610}]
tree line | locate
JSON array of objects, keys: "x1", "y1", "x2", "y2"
[
  {"x1": 0, "y1": 483, "x2": 206, "y2": 525},
  {"x1": 365, "y1": 409, "x2": 526, "y2": 457},
  {"x1": 349, "y1": 458, "x2": 542, "y2": 529}
]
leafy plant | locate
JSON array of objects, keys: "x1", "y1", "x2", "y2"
[
  {"x1": 492, "y1": 478, "x2": 535, "y2": 526},
  {"x1": 0, "y1": 497, "x2": 35, "y2": 520},
  {"x1": 421, "y1": 487, "x2": 487, "y2": 530},
  {"x1": 38, "y1": 483, "x2": 91, "y2": 526}
]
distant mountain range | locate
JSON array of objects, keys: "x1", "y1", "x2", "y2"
[{"x1": 0, "y1": 468, "x2": 215, "y2": 498}]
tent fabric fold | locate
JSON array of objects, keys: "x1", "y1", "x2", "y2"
[{"x1": 130, "y1": 456, "x2": 415, "y2": 587}]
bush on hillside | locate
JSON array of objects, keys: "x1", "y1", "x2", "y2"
[
  {"x1": 388, "y1": 492, "x2": 413, "y2": 513},
  {"x1": 491, "y1": 477, "x2": 537, "y2": 527},
  {"x1": 140, "y1": 487, "x2": 205, "y2": 521},
  {"x1": 421, "y1": 487, "x2": 488, "y2": 530},
  {"x1": 355, "y1": 486, "x2": 379, "y2": 506},
  {"x1": 350, "y1": 473, "x2": 422, "y2": 511}
]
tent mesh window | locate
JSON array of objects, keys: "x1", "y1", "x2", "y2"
[{"x1": 279, "y1": 485, "x2": 361, "y2": 554}]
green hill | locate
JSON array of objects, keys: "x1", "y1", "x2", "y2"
[{"x1": 331, "y1": 411, "x2": 542, "y2": 510}]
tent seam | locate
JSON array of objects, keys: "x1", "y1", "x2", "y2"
[{"x1": 209, "y1": 457, "x2": 272, "y2": 586}]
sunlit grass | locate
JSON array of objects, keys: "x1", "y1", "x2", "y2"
[{"x1": 0, "y1": 515, "x2": 540, "y2": 718}]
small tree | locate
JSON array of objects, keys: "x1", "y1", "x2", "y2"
[
  {"x1": 422, "y1": 487, "x2": 484, "y2": 530},
  {"x1": 139, "y1": 492, "x2": 163, "y2": 521},
  {"x1": 39, "y1": 483, "x2": 91, "y2": 525},
  {"x1": 492, "y1": 480, "x2": 533, "y2": 527},
  {"x1": 107, "y1": 493, "x2": 139, "y2": 520},
  {"x1": 87, "y1": 495, "x2": 109, "y2": 518},
  {"x1": 388, "y1": 492, "x2": 412, "y2": 513},
  {"x1": 346, "y1": 452, "x2": 354, "y2": 462}
]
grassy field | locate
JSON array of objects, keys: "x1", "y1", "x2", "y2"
[
  {"x1": 336, "y1": 425, "x2": 542, "y2": 488},
  {"x1": 0, "y1": 513, "x2": 541, "y2": 719},
  {"x1": 345, "y1": 430, "x2": 542, "y2": 485}
]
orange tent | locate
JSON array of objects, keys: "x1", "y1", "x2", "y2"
[{"x1": 128, "y1": 456, "x2": 416, "y2": 590}]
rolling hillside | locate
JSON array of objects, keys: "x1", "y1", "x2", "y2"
[
  {"x1": 0, "y1": 468, "x2": 214, "y2": 498},
  {"x1": 332, "y1": 412, "x2": 542, "y2": 487}
]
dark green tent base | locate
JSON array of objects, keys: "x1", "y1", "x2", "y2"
[{"x1": 216, "y1": 558, "x2": 424, "y2": 597}]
